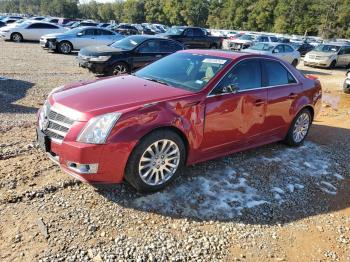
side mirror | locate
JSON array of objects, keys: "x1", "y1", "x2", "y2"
[
  {"x1": 77, "y1": 32, "x2": 83, "y2": 37},
  {"x1": 273, "y1": 49, "x2": 279, "y2": 53},
  {"x1": 222, "y1": 84, "x2": 238, "y2": 94}
]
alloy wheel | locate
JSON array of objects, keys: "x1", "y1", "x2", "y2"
[
  {"x1": 138, "y1": 139, "x2": 180, "y2": 186},
  {"x1": 60, "y1": 43, "x2": 71, "y2": 54},
  {"x1": 112, "y1": 64, "x2": 127, "y2": 75},
  {"x1": 292, "y1": 112, "x2": 310, "y2": 143},
  {"x1": 12, "y1": 33, "x2": 22, "y2": 42}
]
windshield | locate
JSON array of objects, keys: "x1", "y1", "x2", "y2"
[
  {"x1": 110, "y1": 36, "x2": 145, "y2": 50},
  {"x1": 250, "y1": 43, "x2": 274, "y2": 51},
  {"x1": 134, "y1": 53, "x2": 230, "y2": 92},
  {"x1": 239, "y1": 35, "x2": 254, "y2": 40},
  {"x1": 165, "y1": 27, "x2": 185, "y2": 35},
  {"x1": 313, "y1": 44, "x2": 340, "y2": 53}
]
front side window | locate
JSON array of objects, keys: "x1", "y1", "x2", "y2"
[
  {"x1": 159, "y1": 40, "x2": 183, "y2": 53},
  {"x1": 134, "y1": 53, "x2": 230, "y2": 91},
  {"x1": 82, "y1": 29, "x2": 95, "y2": 36},
  {"x1": 250, "y1": 43, "x2": 274, "y2": 51},
  {"x1": 284, "y1": 45, "x2": 294, "y2": 52},
  {"x1": 185, "y1": 29, "x2": 194, "y2": 37},
  {"x1": 213, "y1": 59, "x2": 262, "y2": 94},
  {"x1": 263, "y1": 60, "x2": 297, "y2": 86},
  {"x1": 274, "y1": 45, "x2": 285, "y2": 53}
]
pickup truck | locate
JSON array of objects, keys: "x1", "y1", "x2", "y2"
[{"x1": 159, "y1": 26, "x2": 224, "y2": 49}]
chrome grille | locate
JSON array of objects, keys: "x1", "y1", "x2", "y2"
[{"x1": 42, "y1": 107, "x2": 74, "y2": 142}]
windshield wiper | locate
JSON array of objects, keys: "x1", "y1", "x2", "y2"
[{"x1": 142, "y1": 77, "x2": 170, "y2": 86}]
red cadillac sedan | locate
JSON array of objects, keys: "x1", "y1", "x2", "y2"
[{"x1": 37, "y1": 50, "x2": 322, "y2": 192}]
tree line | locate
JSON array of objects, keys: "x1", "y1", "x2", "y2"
[{"x1": 0, "y1": 0, "x2": 349, "y2": 38}]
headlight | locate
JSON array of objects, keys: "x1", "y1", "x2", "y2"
[
  {"x1": 77, "y1": 112, "x2": 122, "y2": 144},
  {"x1": 89, "y1": 56, "x2": 111, "y2": 62}
]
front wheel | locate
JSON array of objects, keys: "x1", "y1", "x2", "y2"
[
  {"x1": 11, "y1": 33, "x2": 23, "y2": 43},
  {"x1": 284, "y1": 109, "x2": 312, "y2": 146},
  {"x1": 58, "y1": 41, "x2": 72, "y2": 54},
  {"x1": 125, "y1": 130, "x2": 186, "y2": 192},
  {"x1": 110, "y1": 62, "x2": 129, "y2": 76}
]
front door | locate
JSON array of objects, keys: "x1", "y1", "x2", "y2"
[
  {"x1": 202, "y1": 59, "x2": 268, "y2": 152},
  {"x1": 133, "y1": 39, "x2": 162, "y2": 70}
]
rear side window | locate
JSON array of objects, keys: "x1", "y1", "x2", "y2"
[
  {"x1": 263, "y1": 60, "x2": 297, "y2": 86},
  {"x1": 274, "y1": 45, "x2": 284, "y2": 53},
  {"x1": 270, "y1": 36, "x2": 278, "y2": 42},
  {"x1": 214, "y1": 59, "x2": 262, "y2": 93},
  {"x1": 138, "y1": 40, "x2": 160, "y2": 53},
  {"x1": 159, "y1": 40, "x2": 183, "y2": 53},
  {"x1": 82, "y1": 29, "x2": 95, "y2": 36},
  {"x1": 28, "y1": 23, "x2": 57, "y2": 29},
  {"x1": 193, "y1": 28, "x2": 204, "y2": 37},
  {"x1": 100, "y1": 29, "x2": 114, "y2": 35}
]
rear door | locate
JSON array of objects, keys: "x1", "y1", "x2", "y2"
[
  {"x1": 262, "y1": 59, "x2": 302, "y2": 138},
  {"x1": 203, "y1": 59, "x2": 268, "y2": 152},
  {"x1": 74, "y1": 28, "x2": 97, "y2": 49}
]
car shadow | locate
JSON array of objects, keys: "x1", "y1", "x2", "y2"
[
  {"x1": 94, "y1": 124, "x2": 350, "y2": 225},
  {"x1": 0, "y1": 78, "x2": 38, "y2": 113}
]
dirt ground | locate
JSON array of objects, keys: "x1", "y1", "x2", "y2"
[{"x1": 0, "y1": 40, "x2": 349, "y2": 262}]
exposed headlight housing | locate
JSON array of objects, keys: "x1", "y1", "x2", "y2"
[
  {"x1": 89, "y1": 56, "x2": 111, "y2": 62},
  {"x1": 77, "y1": 112, "x2": 122, "y2": 144}
]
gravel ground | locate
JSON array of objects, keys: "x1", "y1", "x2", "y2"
[{"x1": 0, "y1": 40, "x2": 350, "y2": 262}]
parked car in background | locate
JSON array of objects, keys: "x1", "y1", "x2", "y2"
[
  {"x1": 229, "y1": 34, "x2": 256, "y2": 50},
  {"x1": 290, "y1": 42, "x2": 314, "y2": 56},
  {"x1": 278, "y1": 37, "x2": 291, "y2": 43},
  {"x1": 244, "y1": 43, "x2": 300, "y2": 66},
  {"x1": 114, "y1": 24, "x2": 139, "y2": 35},
  {"x1": 30, "y1": 16, "x2": 46, "y2": 21},
  {"x1": 304, "y1": 43, "x2": 350, "y2": 69},
  {"x1": 97, "y1": 23, "x2": 111, "y2": 28},
  {"x1": 160, "y1": 26, "x2": 223, "y2": 49},
  {"x1": 255, "y1": 35, "x2": 278, "y2": 43},
  {"x1": 58, "y1": 18, "x2": 80, "y2": 26},
  {"x1": 78, "y1": 35, "x2": 185, "y2": 76},
  {"x1": 1, "y1": 17, "x2": 21, "y2": 24},
  {"x1": 0, "y1": 21, "x2": 66, "y2": 42},
  {"x1": 40, "y1": 26, "x2": 124, "y2": 54},
  {"x1": 69, "y1": 21, "x2": 98, "y2": 29},
  {"x1": 37, "y1": 50, "x2": 322, "y2": 192},
  {"x1": 0, "y1": 21, "x2": 5, "y2": 28},
  {"x1": 344, "y1": 70, "x2": 350, "y2": 94},
  {"x1": 43, "y1": 17, "x2": 59, "y2": 24}
]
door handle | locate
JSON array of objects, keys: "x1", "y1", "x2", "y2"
[
  {"x1": 254, "y1": 99, "x2": 265, "y2": 106},
  {"x1": 288, "y1": 93, "x2": 298, "y2": 99}
]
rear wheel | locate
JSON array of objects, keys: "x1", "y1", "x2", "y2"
[
  {"x1": 292, "y1": 59, "x2": 298, "y2": 67},
  {"x1": 125, "y1": 130, "x2": 186, "y2": 192},
  {"x1": 58, "y1": 41, "x2": 73, "y2": 54},
  {"x1": 284, "y1": 109, "x2": 312, "y2": 146},
  {"x1": 11, "y1": 33, "x2": 23, "y2": 43}
]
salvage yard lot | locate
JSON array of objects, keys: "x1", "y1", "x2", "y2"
[{"x1": 0, "y1": 40, "x2": 349, "y2": 261}]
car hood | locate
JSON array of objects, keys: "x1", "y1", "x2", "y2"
[
  {"x1": 50, "y1": 75, "x2": 193, "y2": 121},
  {"x1": 42, "y1": 32, "x2": 65, "y2": 39},
  {"x1": 307, "y1": 51, "x2": 336, "y2": 56},
  {"x1": 79, "y1": 45, "x2": 125, "y2": 56}
]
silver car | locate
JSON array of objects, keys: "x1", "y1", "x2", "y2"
[
  {"x1": 40, "y1": 26, "x2": 124, "y2": 54},
  {"x1": 304, "y1": 43, "x2": 350, "y2": 69},
  {"x1": 244, "y1": 42, "x2": 301, "y2": 66}
]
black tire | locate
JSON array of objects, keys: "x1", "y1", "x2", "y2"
[
  {"x1": 125, "y1": 129, "x2": 186, "y2": 193},
  {"x1": 284, "y1": 108, "x2": 312, "y2": 146},
  {"x1": 11, "y1": 33, "x2": 23, "y2": 43},
  {"x1": 58, "y1": 41, "x2": 73, "y2": 54},
  {"x1": 328, "y1": 60, "x2": 336, "y2": 69},
  {"x1": 210, "y1": 44, "x2": 218, "y2": 49},
  {"x1": 292, "y1": 59, "x2": 298, "y2": 67},
  {"x1": 110, "y1": 62, "x2": 129, "y2": 76}
]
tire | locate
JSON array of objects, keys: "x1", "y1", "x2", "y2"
[
  {"x1": 292, "y1": 59, "x2": 298, "y2": 67},
  {"x1": 125, "y1": 130, "x2": 186, "y2": 193},
  {"x1": 210, "y1": 44, "x2": 218, "y2": 49},
  {"x1": 284, "y1": 109, "x2": 312, "y2": 146},
  {"x1": 11, "y1": 33, "x2": 23, "y2": 43},
  {"x1": 58, "y1": 41, "x2": 73, "y2": 54},
  {"x1": 328, "y1": 60, "x2": 336, "y2": 69},
  {"x1": 110, "y1": 62, "x2": 129, "y2": 76}
]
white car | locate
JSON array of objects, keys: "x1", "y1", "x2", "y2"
[
  {"x1": 244, "y1": 42, "x2": 301, "y2": 66},
  {"x1": 0, "y1": 21, "x2": 67, "y2": 42},
  {"x1": 40, "y1": 27, "x2": 124, "y2": 54}
]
